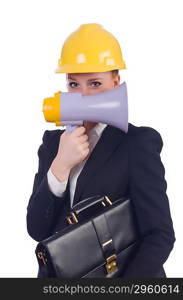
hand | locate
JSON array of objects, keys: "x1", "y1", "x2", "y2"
[{"x1": 50, "y1": 126, "x2": 90, "y2": 181}]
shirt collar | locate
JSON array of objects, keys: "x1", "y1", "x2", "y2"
[{"x1": 88, "y1": 122, "x2": 107, "y2": 138}]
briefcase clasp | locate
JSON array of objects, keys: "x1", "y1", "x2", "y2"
[{"x1": 106, "y1": 254, "x2": 118, "y2": 274}]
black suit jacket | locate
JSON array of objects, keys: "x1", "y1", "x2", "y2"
[{"x1": 26, "y1": 123, "x2": 176, "y2": 278}]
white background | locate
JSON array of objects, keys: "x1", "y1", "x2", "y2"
[{"x1": 0, "y1": 0, "x2": 182, "y2": 277}]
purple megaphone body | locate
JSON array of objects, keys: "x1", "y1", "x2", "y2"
[{"x1": 60, "y1": 81, "x2": 128, "y2": 133}]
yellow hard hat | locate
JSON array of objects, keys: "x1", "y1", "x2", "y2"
[{"x1": 55, "y1": 23, "x2": 126, "y2": 73}]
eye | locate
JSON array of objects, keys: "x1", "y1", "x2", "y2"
[
  {"x1": 68, "y1": 82, "x2": 78, "y2": 88},
  {"x1": 90, "y1": 81, "x2": 102, "y2": 87}
]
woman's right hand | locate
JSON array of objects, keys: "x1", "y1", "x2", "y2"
[
  {"x1": 50, "y1": 126, "x2": 90, "y2": 182},
  {"x1": 57, "y1": 126, "x2": 90, "y2": 169}
]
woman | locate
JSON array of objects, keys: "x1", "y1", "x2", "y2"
[{"x1": 26, "y1": 24, "x2": 176, "y2": 278}]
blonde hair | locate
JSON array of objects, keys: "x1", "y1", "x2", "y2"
[{"x1": 111, "y1": 69, "x2": 119, "y2": 77}]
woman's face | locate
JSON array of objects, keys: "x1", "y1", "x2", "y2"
[{"x1": 66, "y1": 71, "x2": 120, "y2": 95}]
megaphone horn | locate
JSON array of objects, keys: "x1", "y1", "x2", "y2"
[{"x1": 42, "y1": 81, "x2": 128, "y2": 133}]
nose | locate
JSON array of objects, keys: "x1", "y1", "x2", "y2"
[{"x1": 80, "y1": 88, "x2": 91, "y2": 96}]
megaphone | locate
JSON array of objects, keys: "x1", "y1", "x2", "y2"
[{"x1": 42, "y1": 81, "x2": 128, "y2": 133}]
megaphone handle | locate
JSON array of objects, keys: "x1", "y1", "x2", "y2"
[{"x1": 65, "y1": 125, "x2": 78, "y2": 133}]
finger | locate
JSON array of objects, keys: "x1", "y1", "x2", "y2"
[
  {"x1": 82, "y1": 141, "x2": 90, "y2": 150},
  {"x1": 78, "y1": 134, "x2": 89, "y2": 143},
  {"x1": 72, "y1": 126, "x2": 86, "y2": 137}
]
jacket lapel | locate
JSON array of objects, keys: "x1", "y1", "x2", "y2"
[{"x1": 72, "y1": 125, "x2": 126, "y2": 205}]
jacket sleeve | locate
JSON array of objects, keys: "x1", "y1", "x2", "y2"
[
  {"x1": 26, "y1": 130, "x2": 69, "y2": 242},
  {"x1": 123, "y1": 127, "x2": 176, "y2": 277}
]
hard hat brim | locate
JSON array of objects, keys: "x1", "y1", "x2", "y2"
[{"x1": 55, "y1": 63, "x2": 126, "y2": 73}]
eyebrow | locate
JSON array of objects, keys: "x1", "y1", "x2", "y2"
[{"x1": 68, "y1": 77, "x2": 104, "y2": 81}]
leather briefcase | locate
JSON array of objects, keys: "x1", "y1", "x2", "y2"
[{"x1": 35, "y1": 195, "x2": 141, "y2": 278}]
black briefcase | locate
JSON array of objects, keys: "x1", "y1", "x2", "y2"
[{"x1": 35, "y1": 195, "x2": 141, "y2": 278}]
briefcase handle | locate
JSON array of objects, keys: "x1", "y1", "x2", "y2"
[{"x1": 66, "y1": 195, "x2": 113, "y2": 225}]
